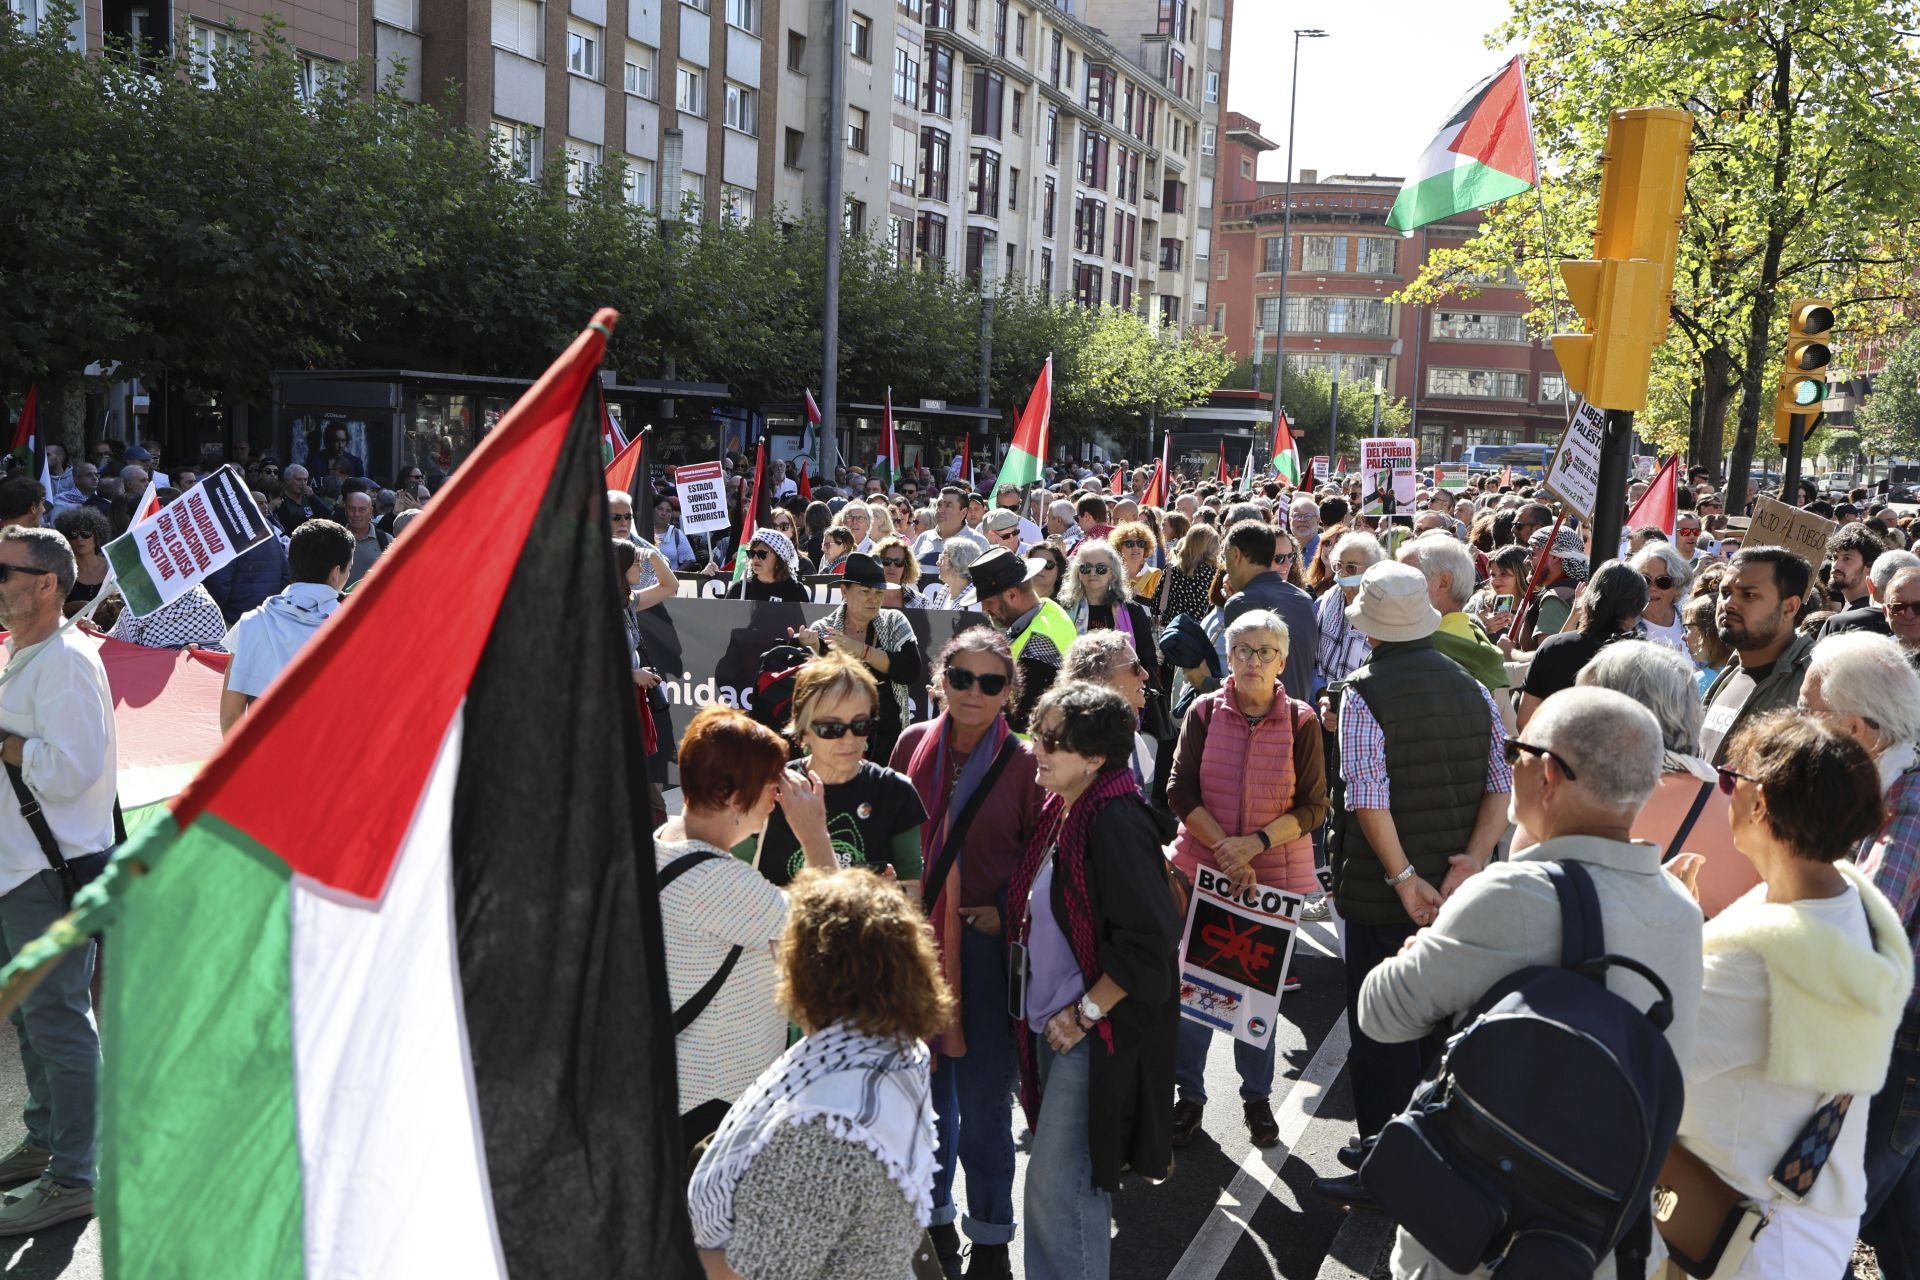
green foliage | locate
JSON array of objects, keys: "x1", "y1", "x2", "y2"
[
  {"x1": 0, "y1": 14, "x2": 1230, "y2": 433},
  {"x1": 1216, "y1": 355, "x2": 1412, "y2": 459},
  {"x1": 1856, "y1": 331, "x2": 1920, "y2": 459}
]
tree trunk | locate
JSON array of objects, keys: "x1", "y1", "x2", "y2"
[{"x1": 1698, "y1": 345, "x2": 1735, "y2": 482}]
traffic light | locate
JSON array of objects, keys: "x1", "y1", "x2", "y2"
[
  {"x1": 1773, "y1": 297, "x2": 1833, "y2": 444},
  {"x1": 1550, "y1": 108, "x2": 1693, "y2": 411}
]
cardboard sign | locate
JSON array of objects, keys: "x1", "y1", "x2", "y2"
[
  {"x1": 1359, "y1": 438, "x2": 1417, "y2": 515},
  {"x1": 1176, "y1": 866, "x2": 1303, "y2": 1048},
  {"x1": 1743, "y1": 495, "x2": 1835, "y2": 565},
  {"x1": 102, "y1": 466, "x2": 274, "y2": 617},
  {"x1": 1541, "y1": 400, "x2": 1606, "y2": 521},
  {"x1": 673, "y1": 461, "x2": 732, "y2": 536},
  {"x1": 1308, "y1": 455, "x2": 1329, "y2": 486}
]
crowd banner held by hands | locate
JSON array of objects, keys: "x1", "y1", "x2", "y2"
[
  {"x1": 673, "y1": 462, "x2": 732, "y2": 536},
  {"x1": 103, "y1": 465, "x2": 274, "y2": 618},
  {"x1": 1359, "y1": 438, "x2": 1418, "y2": 515},
  {"x1": 1541, "y1": 400, "x2": 1606, "y2": 523},
  {"x1": 1744, "y1": 495, "x2": 1836, "y2": 562},
  {"x1": 1176, "y1": 866, "x2": 1303, "y2": 1049}
]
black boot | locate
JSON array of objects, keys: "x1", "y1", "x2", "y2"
[
  {"x1": 964, "y1": 1242, "x2": 1012, "y2": 1279},
  {"x1": 928, "y1": 1223, "x2": 964, "y2": 1280}
]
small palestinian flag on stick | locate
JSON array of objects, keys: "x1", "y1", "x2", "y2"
[{"x1": 1387, "y1": 56, "x2": 1537, "y2": 232}]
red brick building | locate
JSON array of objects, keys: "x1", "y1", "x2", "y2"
[{"x1": 1209, "y1": 110, "x2": 1571, "y2": 465}]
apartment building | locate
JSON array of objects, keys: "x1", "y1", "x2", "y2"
[
  {"x1": 11, "y1": 0, "x2": 364, "y2": 88},
  {"x1": 1211, "y1": 110, "x2": 1572, "y2": 463}
]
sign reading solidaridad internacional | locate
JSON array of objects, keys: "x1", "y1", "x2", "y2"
[
  {"x1": 1541, "y1": 400, "x2": 1607, "y2": 522},
  {"x1": 102, "y1": 465, "x2": 274, "y2": 617},
  {"x1": 673, "y1": 461, "x2": 732, "y2": 536},
  {"x1": 1177, "y1": 866, "x2": 1304, "y2": 1049}
]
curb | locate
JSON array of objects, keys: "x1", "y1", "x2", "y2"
[{"x1": 1314, "y1": 1206, "x2": 1396, "y2": 1280}]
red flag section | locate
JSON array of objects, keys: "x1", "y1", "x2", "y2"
[
  {"x1": 1110, "y1": 464, "x2": 1124, "y2": 495},
  {"x1": 1449, "y1": 56, "x2": 1537, "y2": 184},
  {"x1": 605, "y1": 432, "x2": 644, "y2": 493},
  {"x1": 803, "y1": 388, "x2": 822, "y2": 426},
  {"x1": 10, "y1": 385, "x2": 36, "y2": 454},
  {"x1": 959, "y1": 432, "x2": 971, "y2": 488},
  {"x1": 796, "y1": 457, "x2": 812, "y2": 500},
  {"x1": 1625, "y1": 455, "x2": 1679, "y2": 538},
  {"x1": 727, "y1": 439, "x2": 770, "y2": 577},
  {"x1": 1141, "y1": 436, "x2": 1170, "y2": 509}
]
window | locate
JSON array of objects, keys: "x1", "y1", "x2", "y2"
[
  {"x1": 489, "y1": 119, "x2": 542, "y2": 182},
  {"x1": 1201, "y1": 124, "x2": 1215, "y2": 155},
  {"x1": 1044, "y1": 108, "x2": 1059, "y2": 165},
  {"x1": 723, "y1": 82, "x2": 759, "y2": 133},
  {"x1": 891, "y1": 215, "x2": 913, "y2": 264},
  {"x1": 682, "y1": 0, "x2": 707, "y2": 10},
  {"x1": 965, "y1": 226, "x2": 994, "y2": 281},
  {"x1": 1355, "y1": 236, "x2": 1398, "y2": 275},
  {"x1": 845, "y1": 198, "x2": 866, "y2": 236},
  {"x1": 893, "y1": 46, "x2": 920, "y2": 103},
  {"x1": 927, "y1": 0, "x2": 952, "y2": 27},
  {"x1": 676, "y1": 64, "x2": 706, "y2": 115},
  {"x1": 1158, "y1": 237, "x2": 1182, "y2": 270},
  {"x1": 1168, "y1": 46, "x2": 1183, "y2": 97},
  {"x1": 1540, "y1": 373, "x2": 1570, "y2": 402},
  {"x1": 846, "y1": 105, "x2": 870, "y2": 152},
  {"x1": 294, "y1": 55, "x2": 341, "y2": 101},
  {"x1": 1040, "y1": 248, "x2": 1053, "y2": 292},
  {"x1": 1155, "y1": 0, "x2": 1187, "y2": 36},
  {"x1": 681, "y1": 172, "x2": 705, "y2": 220},
  {"x1": 1073, "y1": 262, "x2": 1102, "y2": 308},
  {"x1": 1007, "y1": 166, "x2": 1019, "y2": 211},
  {"x1": 725, "y1": 0, "x2": 759, "y2": 34},
  {"x1": 623, "y1": 159, "x2": 654, "y2": 207},
  {"x1": 624, "y1": 44, "x2": 656, "y2": 97},
  {"x1": 787, "y1": 29, "x2": 805, "y2": 70},
  {"x1": 969, "y1": 147, "x2": 1000, "y2": 215},
  {"x1": 1300, "y1": 234, "x2": 1347, "y2": 272},
  {"x1": 849, "y1": 12, "x2": 872, "y2": 60},
  {"x1": 992, "y1": 0, "x2": 1006, "y2": 54},
  {"x1": 1291, "y1": 353, "x2": 1391, "y2": 387},
  {"x1": 1256, "y1": 296, "x2": 1280, "y2": 333},
  {"x1": 1204, "y1": 69, "x2": 1218, "y2": 102},
  {"x1": 889, "y1": 125, "x2": 914, "y2": 186},
  {"x1": 1042, "y1": 177, "x2": 1056, "y2": 236},
  {"x1": 1015, "y1": 11, "x2": 1025, "y2": 54},
  {"x1": 1461, "y1": 265, "x2": 1522, "y2": 286},
  {"x1": 1161, "y1": 178, "x2": 1186, "y2": 213},
  {"x1": 1431, "y1": 311, "x2": 1528, "y2": 342},
  {"x1": 785, "y1": 127, "x2": 806, "y2": 168},
  {"x1": 1427, "y1": 368, "x2": 1528, "y2": 399},
  {"x1": 919, "y1": 127, "x2": 950, "y2": 199},
  {"x1": 969, "y1": 68, "x2": 1004, "y2": 138},
  {"x1": 1192, "y1": 280, "x2": 1207, "y2": 317},
  {"x1": 1011, "y1": 89, "x2": 1024, "y2": 135},
  {"x1": 898, "y1": 0, "x2": 921, "y2": 16},
  {"x1": 1049, "y1": 31, "x2": 1061, "y2": 85},
  {"x1": 566, "y1": 23, "x2": 600, "y2": 78},
  {"x1": 723, "y1": 184, "x2": 757, "y2": 221},
  {"x1": 1064, "y1": 49, "x2": 1075, "y2": 90},
  {"x1": 965, "y1": 0, "x2": 977, "y2": 28},
  {"x1": 917, "y1": 212, "x2": 949, "y2": 263},
  {"x1": 1079, "y1": 129, "x2": 1109, "y2": 188},
  {"x1": 1261, "y1": 236, "x2": 1285, "y2": 273},
  {"x1": 1085, "y1": 65, "x2": 1115, "y2": 121},
  {"x1": 489, "y1": 0, "x2": 541, "y2": 59},
  {"x1": 1283, "y1": 295, "x2": 1392, "y2": 335},
  {"x1": 924, "y1": 45, "x2": 952, "y2": 116},
  {"x1": 565, "y1": 139, "x2": 601, "y2": 194}
]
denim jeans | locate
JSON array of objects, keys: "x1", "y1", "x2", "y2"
[
  {"x1": 929, "y1": 925, "x2": 1018, "y2": 1245},
  {"x1": 1859, "y1": 1013, "x2": 1920, "y2": 1278},
  {"x1": 1173, "y1": 1016, "x2": 1276, "y2": 1104},
  {"x1": 0, "y1": 871, "x2": 98, "y2": 1187},
  {"x1": 1024, "y1": 1036, "x2": 1109, "y2": 1280}
]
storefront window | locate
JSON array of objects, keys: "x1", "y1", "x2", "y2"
[{"x1": 399, "y1": 391, "x2": 515, "y2": 486}]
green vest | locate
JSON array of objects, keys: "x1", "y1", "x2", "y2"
[
  {"x1": 1011, "y1": 598, "x2": 1077, "y2": 668},
  {"x1": 1331, "y1": 638, "x2": 1494, "y2": 926}
]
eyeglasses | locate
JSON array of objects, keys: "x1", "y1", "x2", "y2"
[
  {"x1": 1642, "y1": 574, "x2": 1677, "y2": 590},
  {"x1": 263, "y1": 467, "x2": 280, "y2": 475},
  {"x1": 1119, "y1": 538, "x2": 1150, "y2": 550},
  {"x1": 879, "y1": 555, "x2": 910, "y2": 569},
  {"x1": 1677, "y1": 526, "x2": 1701, "y2": 536},
  {"x1": 748, "y1": 547, "x2": 773, "y2": 561},
  {"x1": 809, "y1": 716, "x2": 874, "y2": 740},
  {"x1": 0, "y1": 564, "x2": 55, "y2": 584},
  {"x1": 945, "y1": 667, "x2": 1010, "y2": 695},
  {"x1": 1504, "y1": 737, "x2": 1580, "y2": 780},
  {"x1": 611, "y1": 513, "x2": 634, "y2": 523},
  {"x1": 1715, "y1": 766, "x2": 1751, "y2": 797},
  {"x1": 1890, "y1": 602, "x2": 1920, "y2": 620},
  {"x1": 1077, "y1": 563, "x2": 1111, "y2": 576},
  {"x1": 1230, "y1": 644, "x2": 1283, "y2": 664}
]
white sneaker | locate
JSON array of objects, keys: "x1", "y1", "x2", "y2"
[
  {"x1": 0, "y1": 1176, "x2": 94, "y2": 1235},
  {"x1": 1301, "y1": 894, "x2": 1332, "y2": 922}
]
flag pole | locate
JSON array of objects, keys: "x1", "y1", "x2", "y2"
[{"x1": 1516, "y1": 56, "x2": 1576, "y2": 431}]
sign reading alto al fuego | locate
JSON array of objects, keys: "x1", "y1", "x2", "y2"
[{"x1": 103, "y1": 465, "x2": 274, "y2": 617}]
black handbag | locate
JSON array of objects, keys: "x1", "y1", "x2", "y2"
[{"x1": 6, "y1": 763, "x2": 113, "y2": 907}]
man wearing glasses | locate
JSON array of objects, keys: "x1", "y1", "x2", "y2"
[
  {"x1": 607, "y1": 491, "x2": 678, "y2": 607},
  {"x1": 1878, "y1": 568, "x2": 1920, "y2": 669},
  {"x1": 0, "y1": 527, "x2": 113, "y2": 1233}
]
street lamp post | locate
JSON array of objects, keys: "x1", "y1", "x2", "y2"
[
  {"x1": 979, "y1": 266, "x2": 997, "y2": 408},
  {"x1": 1251, "y1": 327, "x2": 1266, "y2": 395},
  {"x1": 1272, "y1": 28, "x2": 1328, "y2": 429}
]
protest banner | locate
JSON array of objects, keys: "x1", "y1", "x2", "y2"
[
  {"x1": 673, "y1": 461, "x2": 731, "y2": 535},
  {"x1": 1744, "y1": 495, "x2": 1836, "y2": 564},
  {"x1": 102, "y1": 465, "x2": 273, "y2": 617},
  {"x1": 1308, "y1": 455, "x2": 1329, "y2": 486},
  {"x1": 1541, "y1": 400, "x2": 1607, "y2": 521},
  {"x1": 1359, "y1": 438, "x2": 1417, "y2": 515},
  {"x1": 633, "y1": 598, "x2": 988, "y2": 785},
  {"x1": 1176, "y1": 866, "x2": 1303, "y2": 1048}
]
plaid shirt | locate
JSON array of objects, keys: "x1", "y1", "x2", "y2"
[
  {"x1": 1862, "y1": 763, "x2": 1920, "y2": 1013},
  {"x1": 1315, "y1": 587, "x2": 1374, "y2": 693},
  {"x1": 1338, "y1": 683, "x2": 1512, "y2": 811}
]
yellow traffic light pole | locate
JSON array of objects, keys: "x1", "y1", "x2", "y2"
[
  {"x1": 1550, "y1": 108, "x2": 1692, "y2": 559},
  {"x1": 1776, "y1": 298, "x2": 1834, "y2": 508}
]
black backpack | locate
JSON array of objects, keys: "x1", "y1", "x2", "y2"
[
  {"x1": 749, "y1": 642, "x2": 813, "y2": 734},
  {"x1": 1361, "y1": 861, "x2": 1683, "y2": 1280}
]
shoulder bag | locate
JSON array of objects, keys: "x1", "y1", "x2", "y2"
[
  {"x1": 657, "y1": 851, "x2": 745, "y2": 1034},
  {"x1": 6, "y1": 763, "x2": 113, "y2": 908}
]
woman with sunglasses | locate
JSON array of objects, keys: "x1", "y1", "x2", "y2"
[
  {"x1": 1028, "y1": 542, "x2": 1068, "y2": 602},
  {"x1": 1630, "y1": 541, "x2": 1692, "y2": 655},
  {"x1": 869, "y1": 534, "x2": 925, "y2": 607},
  {"x1": 818, "y1": 527, "x2": 856, "y2": 576},
  {"x1": 1164, "y1": 609, "x2": 1326, "y2": 1150},
  {"x1": 745, "y1": 653, "x2": 927, "y2": 892},
  {"x1": 892, "y1": 629, "x2": 1044, "y2": 1280},
  {"x1": 764, "y1": 508, "x2": 815, "y2": 576},
  {"x1": 1064, "y1": 630, "x2": 1165, "y2": 805},
  {"x1": 1662, "y1": 714, "x2": 1909, "y2": 1280},
  {"x1": 725, "y1": 528, "x2": 811, "y2": 603},
  {"x1": 1011, "y1": 682, "x2": 1181, "y2": 1280},
  {"x1": 1061, "y1": 539, "x2": 1162, "y2": 687},
  {"x1": 792, "y1": 554, "x2": 922, "y2": 766},
  {"x1": 1109, "y1": 520, "x2": 1160, "y2": 599},
  {"x1": 52, "y1": 506, "x2": 111, "y2": 620}
]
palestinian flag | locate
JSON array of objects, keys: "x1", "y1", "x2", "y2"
[
  {"x1": 1271, "y1": 409, "x2": 1300, "y2": 486},
  {"x1": 41, "y1": 311, "x2": 699, "y2": 1280},
  {"x1": 730, "y1": 438, "x2": 770, "y2": 583},
  {"x1": 601, "y1": 395, "x2": 629, "y2": 465},
  {"x1": 606, "y1": 430, "x2": 645, "y2": 493},
  {"x1": 874, "y1": 388, "x2": 898, "y2": 491},
  {"x1": 1387, "y1": 56, "x2": 1537, "y2": 233},
  {"x1": 991, "y1": 357, "x2": 1052, "y2": 494}
]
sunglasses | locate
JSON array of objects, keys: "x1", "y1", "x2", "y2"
[
  {"x1": 1891, "y1": 602, "x2": 1920, "y2": 620},
  {"x1": 945, "y1": 667, "x2": 1010, "y2": 695},
  {"x1": 611, "y1": 513, "x2": 634, "y2": 523},
  {"x1": 810, "y1": 716, "x2": 874, "y2": 740},
  {"x1": 1119, "y1": 538, "x2": 1149, "y2": 550},
  {"x1": 1033, "y1": 728, "x2": 1070, "y2": 753},
  {"x1": 0, "y1": 564, "x2": 55, "y2": 583},
  {"x1": 1273, "y1": 552, "x2": 1297, "y2": 565},
  {"x1": 1642, "y1": 574, "x2": 1677, "y2": 590},
  {"x1": 1077, "y1": 563, "x2": 1111, "y2": 576},
  {"x1": 1504, "y1": 737, "x2": 1579, "y2": 780},
  {"x1": 1715, "y1": 765, "x2": 1751, "y2": 797},
  {"x1": 879, "y1": 556, "x2": 910, "y2": 569},
  {"x1": 994, "y1": 527, "x2": 1021, "y2": 539},
  {"x1": 749, "y1": 547, "x2": 772, "y2": 561},
  {"x1": 263, "y1": 467, "x2": 281, "y2": 475}
]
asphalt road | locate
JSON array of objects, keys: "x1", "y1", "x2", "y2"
[{"x1": 0, "y1": 1017, "x2": 100, "y2": 1280}]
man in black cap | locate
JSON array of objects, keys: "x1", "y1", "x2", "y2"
[{"x1": 967, "y1": 548, "x2": 1074, "y2": 732}]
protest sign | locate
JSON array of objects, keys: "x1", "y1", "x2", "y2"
[
  {"x1": 1176, "y1": 866, "x2": 1303, "y2": 1048},
  {"x1": 1541, "y1": 400, "x2": 1606, "y2": 521},
  {"x1": 1359, "y1": 439, "x2": 1417, "y2": 515},
  {"x1": 102, "y1": 465, "x2": 273, "y2": 617},
  {"x1": 673, "y1": 461, "x2": 731, "y2": 535},
  {"x1": 1307, "y1": 455, "x2": 1328, "y2": 486},
  {"x1": 1744, "y1": 495, "x2": 1835, "y2": 564}
]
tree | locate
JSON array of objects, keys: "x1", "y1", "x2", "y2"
[
  {"x1": 1392, "y1": 0, "x2": 1920, "y2": 496},
  {"x1": 1857, "y1": 330, "x2": 1920, "y2": 460}
]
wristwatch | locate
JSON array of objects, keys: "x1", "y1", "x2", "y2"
[
  {"x1": 1384, "y1": 864, "x2": 1418, "y2": 888},
  {"x1": 1077, "y1": 994, "x2": 1105, "y2": 1024}
]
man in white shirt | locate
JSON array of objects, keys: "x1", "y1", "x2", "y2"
[
  {"x1": 767, "y1": 459, "x2": 798, "y2": 500},
  {"x1": 0, "y1": 526, "x2": 115, "y2": 1232},
  {"x1": 222, "y1": 520, "x2": 352, "y2": 733},
  {"x1": 910, "y1": 486, "x2": 987, "y2": 568}
]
